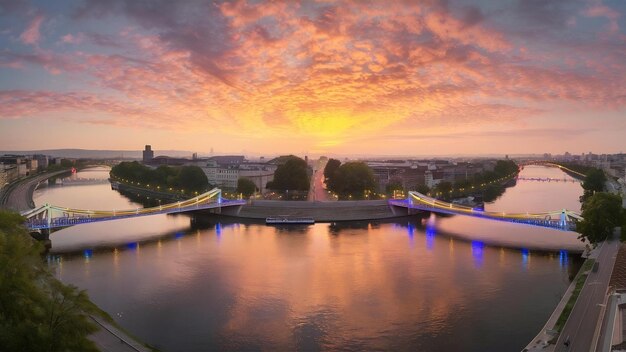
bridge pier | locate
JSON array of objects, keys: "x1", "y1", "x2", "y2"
[{"x1": 29, "y1": 229, "x2": 51, "y2": 250}]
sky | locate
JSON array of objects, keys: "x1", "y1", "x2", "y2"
[{"x1": 0, "y1": 0, "x2": 625, "y2": 157}]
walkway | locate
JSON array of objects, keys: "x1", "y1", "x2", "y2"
[
  {"x1": 89, "y1": 315, "x2": 152, "y2": 352},
  {"x1": 554, "y1": 237, "x2": 621, "y2": 351}
]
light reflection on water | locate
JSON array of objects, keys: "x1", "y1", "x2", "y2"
[{"x1": 39, "y1": 166, "x2": 585, "y2": 351}]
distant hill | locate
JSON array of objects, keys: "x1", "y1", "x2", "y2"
[{"x1": 0, "y1": 149, "x2": 196, "y2": 159}]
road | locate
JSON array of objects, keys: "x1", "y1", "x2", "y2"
[
  {"x1": 0, "y1": 170, "x2": 69, "y2": 212},
  {"x1": 308, "y1": 159, "x2": 334, "y2": 201},
  {"x1": 554, "y1": 238, "x2": 621, "y2": 352}
]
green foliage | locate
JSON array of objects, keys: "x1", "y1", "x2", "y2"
[
  {"x1": 266, "y1": 156, "x2": 310, "y2": 192},
  {"x1": 323, "y1": 158, "x2": 341, "y2": 182},
  {"x1": 434, "y1": 181, "x2": 452, "y2": 195},
  {"x1": 236, "y1": 178, "x2": 257, "y2": 198},
  {"x1": 415, "y1": 184, "x2": 430, "y2": 194},
  {"x1": 176, "y1": 166, "x2": 210, "y2": 193},
  {"x1": 0, "y1": 210, "x2": 25, "y2": 231},
  {"x1": 327, "y1": 162, "x2": 376, "y2": 200},
  {"x1": 430, "y1": 159, "x2": 517, "y2": 200},
  {"x1": 385, "y1": 178, "x2": 404, "y2": 194},
  {"x1": 493, "y1": 160, "x2": 518, "y2": 177},
  {"x1": 0, "y1": 211, "x2": 98, "y2": 351},
  {"x1": 577, "y1": 192, "x2": 622, "y2": 244},
  {"x1": 559, "y1": 162, "x2": 595, "y2": 178},
  {"x1": 111, "y1": 161, "x2": 209, "y2": 193},
  {"x1": 580, "y1": 168, "x2": 606, "y2": 203}
]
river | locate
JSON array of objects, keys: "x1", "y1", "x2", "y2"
[{"x1": 36, "y1": 165, "x2": 585, "y2": 351}]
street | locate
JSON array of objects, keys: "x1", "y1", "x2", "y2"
[
  {"x1": 554, "y1": 238, "x2": 621, "y2": 352},
  {"x1": 308, "y1": 159, "x2": 334, "y2": 201}
]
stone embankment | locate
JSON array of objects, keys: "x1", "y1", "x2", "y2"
[{"x1": 223, "y1": 199, "x2": 410, "y2": 221}]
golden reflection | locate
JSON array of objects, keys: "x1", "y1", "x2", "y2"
[{"x1": 113, "y1": 248, "x2": 119, "y2": 275}]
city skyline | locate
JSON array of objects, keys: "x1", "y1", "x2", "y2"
[{"x1": 1, "y1": 0, "x2": 625, "y2": 155}]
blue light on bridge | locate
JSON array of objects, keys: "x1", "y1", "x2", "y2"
[
  {"x1": 175, "y1": 231, "x2": 184, "y2": 239},
  {"x1": 83, "y1": 249, "x2": 93, "y2": 259},
  {"x1": 471, "y1": 241, "x2": 484, "y2": 266},
  {"x1": 126, "y1": 242, "x2": 138, "y2": 251}
]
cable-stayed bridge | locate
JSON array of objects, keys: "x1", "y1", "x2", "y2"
[
  {"x1": 389, "y1": 191, "x2": 582, "y2": 231},
  {"x1": 23, "y1": 188, "x2": 245, "y2": 231}
]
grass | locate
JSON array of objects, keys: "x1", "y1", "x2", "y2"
[{"x1": 553, "y1": 259, "x2": 595, "y2": 334}]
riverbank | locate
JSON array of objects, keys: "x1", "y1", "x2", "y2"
[{"x1": 0, "y1": 169, "x2": 71, "y2": 212}]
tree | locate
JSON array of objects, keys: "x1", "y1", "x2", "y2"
[
  {"x1": 176, "y1": 166, "x2": 209, "y2": 193},
  {"x1": 327, "y1": 162, "x2": 376, "y2": 200},
  {"x1": 0, "y1": 210, "x2": 98, "y2": 351},
  {"x1": 385, "y1": 177, "x2": 404, "y2": 194},
  {"x1": 415, "y1": 184, "x2": 430, "y2": 195},
  {"x1": 323, "y1": 158, "x2": 341, "y2": 182},
  {"x1": 580, "y1": 168, "x2": 606, "y2": 203},
  {"x1": 435, "y1": 181, "x2": 452, "y2": 195},
  {"x1": 577, "y1": 192, "x2": 622, "y2": 244},
  {"x1": 236, "y1": 178, "x2": 257, "y2": 198},
  {"x1": 266, "y1": 156, "x2": 310, "y2": 192}
]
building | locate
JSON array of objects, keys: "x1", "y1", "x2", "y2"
[
  {"x1": 200, "y1": 159, "x2": 276, "y2": 192},
  {"x1": 0, "y1": 155, "x2": 31, "y2": 176},
  {"x1": 0, "y1": 164, "x2": 18, "y2": 187},
  {"x1": 32, "y1": 154, "x2": 49, "y2": 170},
  {"x1": 143, "y1": 145, "x2": 154, "y2": 163}
]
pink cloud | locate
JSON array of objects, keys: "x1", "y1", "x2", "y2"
[
  {"x1": 19, "y1": 14, "x2": 44, "y2": 45},
  {"x1": 584, "y1": 2, "x2": 621, "y2": 33}
]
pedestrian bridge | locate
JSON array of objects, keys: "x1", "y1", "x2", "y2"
[
  {"x1": 22, "y1": 188, "x2": 246, "y2": 230},
  {"x1": 389, "y1": 191, "x2": 583, "y2": 231}
]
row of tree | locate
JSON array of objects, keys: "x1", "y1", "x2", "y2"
[
  {"x1": 576, "y1": 167, "x2": 624, "y2": 245},
  {"x1": 0, "y1": 211, "x2": 100, "y2": 351},
  {"x1": 429, "y1": 160, "x2": 519, "y2": 201},
  {"x1": 110, "y1": 161, "x2": 209, "y2": 193}
]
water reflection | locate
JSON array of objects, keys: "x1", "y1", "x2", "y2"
[
  {"x1": 471, "y1": 241, "x2": 485, "y2": 267},
  {"x1": 521, "y1": 248, "x2": 530, "y2": 269},
  {"x1": 559, "y1": 250, "x2": 569, "y2": 268}
]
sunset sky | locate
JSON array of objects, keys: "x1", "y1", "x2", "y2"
[{"x1": 0, "y1": 0, "x2": 625, "y2": 156}]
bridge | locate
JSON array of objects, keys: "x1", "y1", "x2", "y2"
[
  {"x1": 389, "y1": 191, "x2": 582, "y2": 231},
  {"x1": 519, "y1": 161, "x2": 587, "y2": 178},
  {"x1": 22, "y1": 188, "x2": 246, "y2": 231},
  {"x1": 54, "y1": 178, "x2": 112, "y2": 186},
  {"x1": 516, "y1": 177, "x2": 580, "y2": 183}
]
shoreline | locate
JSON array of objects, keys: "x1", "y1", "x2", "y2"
[{"x1": 0, "y1": 169, "x2": 71, "y2": 212}]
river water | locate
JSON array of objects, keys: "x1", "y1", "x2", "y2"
[{"x1": 36, "y1": 165, "x2": 585, "y2": 351}]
